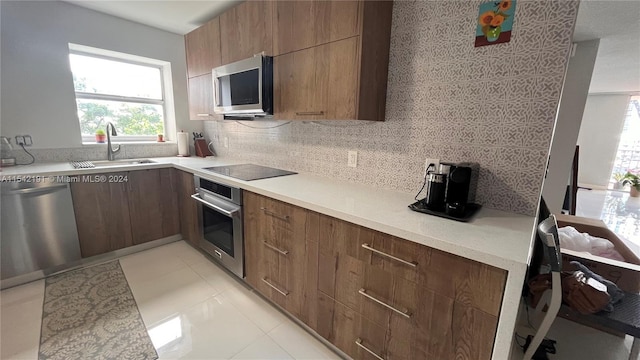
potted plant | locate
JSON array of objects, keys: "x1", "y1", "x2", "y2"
[
  {"x1": 95, "y1": 129, "x2": 106, "y2": 143},
  {"x1": 613, "y1": 172, "x2": 625, "y2": 190},
  {"x1": 622, "y1": 171, "x2": 640, "y2": 198}
]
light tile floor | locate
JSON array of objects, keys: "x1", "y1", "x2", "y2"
[
  {"x1": 0, "y1": 241, "x2": 341, "y2": 360},
  {"x1": 4, "y1": 240, "x2": 636, "y2": 360}
]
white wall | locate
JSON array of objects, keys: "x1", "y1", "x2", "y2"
[
  {"x1": 576, "y1": 94, "x2": 630, "y2": 188},
  {"x1": 0, "y1": 1, "x2": 202, "y2": 149},
  {"x1": 543, "y1": 40, "x2": 600, "y2": 213}
]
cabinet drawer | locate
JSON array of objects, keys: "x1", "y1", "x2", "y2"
[
  {"x1": 317, "y1": 292, "x2": 387, "y2": 360},
  {"x1": 317, "y1": 214, "x2": 506, "y2": 316}
]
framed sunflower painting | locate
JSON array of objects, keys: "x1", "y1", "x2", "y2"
[{"x1": 475, "y1": 0, "x2": 516, "y2": 47}]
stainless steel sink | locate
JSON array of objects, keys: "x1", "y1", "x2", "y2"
[
  {"x1": 70, "y1": 159, "x2": 156, "y2": 169},
  {"x1": 92, "y1": 159, "x2": 156, "y2": 167}
]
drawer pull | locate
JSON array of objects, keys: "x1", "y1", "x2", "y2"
[
  {"x1": 262, "y1": 277, "x2": 289, "y2": 296},
  {"x1": 196, "y1": 113, "x2": 212, "y2": 117},
  {"x1": 263, "y1": 241, "x2": 289, "y2": 255},
  {"x1": 295, "y1": 111, "x2": 324, "y2": 116},
  {"x1": 260, "y1": 207, "x2": 290, "y2": 222},
  {"x1": 355, "y1": 338, "x2": 384, "y2": 360},
  {"x1": 359, "y1": 288, "x2": 411, "y2": 318},
  {"x1": 361, "y1": 243, "x2": 418, "y2": 268}
]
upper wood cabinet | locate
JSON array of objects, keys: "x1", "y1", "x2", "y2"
[
  {"x1": 274, "y1": 1, "x2": 393, "y2": 121},
  {"x1": 220, "y1": 1, "x2": 273, "y2": 64},
  {"x1": 187, "y1": 74, "x2": 214, "y2": 120},
  {"x1": 274, "y1": 37, "x2": 359, "y2": 120},
  {"x1": 273, "y1": 1, "x2": 360, "y2": 56},
  {"x1": 185, "y1": 17, "x2": 222, "y2": 78}
]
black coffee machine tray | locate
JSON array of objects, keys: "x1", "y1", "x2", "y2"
[{"x1": 408, "y1": 201, "x2": 481, "y2": 222}]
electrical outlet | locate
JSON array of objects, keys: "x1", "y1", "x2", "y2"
[
  {"x1": 425, "y1": 158, "x2": 439, "y2": 176},
  {"x1": 24, "y1": 135, "x2": 33, "y2": 146},
  {"x1": 223, "y1": 137, "x2": 229, "y2": 148},
  {"x1": 348, "y1": 151, "x2": 358, "y2": 168}
]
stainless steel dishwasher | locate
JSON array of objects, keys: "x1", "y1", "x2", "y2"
[{"x1": 1, "y1": 178, "x2": 81, "y2": 286}]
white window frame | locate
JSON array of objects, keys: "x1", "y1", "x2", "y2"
[{"x1": 68, "y1": 43, "x2": 176, "y2": 144}]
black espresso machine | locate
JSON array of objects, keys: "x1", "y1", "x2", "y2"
[{"x1": 409, "y1": 162, "x2": 480, "y2": 221}]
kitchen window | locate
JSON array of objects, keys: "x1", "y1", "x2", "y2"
[{"x1": 68, "y1": 44, "x2": 175, "y2": 143}]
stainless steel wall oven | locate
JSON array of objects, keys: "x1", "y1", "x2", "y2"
[{"x1": 191, "y1": 176, "x2": 244, "y2": 278}]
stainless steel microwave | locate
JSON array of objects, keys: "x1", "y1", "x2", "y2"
[{"x1": 212, "y1": 55, "x2": 273, "y2": 118}]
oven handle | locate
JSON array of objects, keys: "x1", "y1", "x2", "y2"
[{"x1": 191, "y1": 193, "x2": 238, "y2": 217}]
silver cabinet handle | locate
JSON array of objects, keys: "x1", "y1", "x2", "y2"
[
  {"x1": 361, "y1": 243, "x2": 418, "y2": 267},
  {"x1": 263, "y1": 241, "x2": 289, "y2": 255},
  {"x1": 359, "y1": 288, "x2": 411, "y2": 318},
  {"x1": 262, "y1": 277, "x2": 289, "y2": 296},
  {"x1": 295, "y1": 111, "x2": 324, "y2": 116},
  {"x1": 355, "y1": 338, "x2": 384, "y2": 360},
  {"x1": 196, "y1": 113, "x2": 212, "y2": 117},
  {"x1": 260, "y1": 207, "x2": 290, "y2": 221}
]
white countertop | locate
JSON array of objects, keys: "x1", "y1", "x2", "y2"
[
  {"x1": 0, "y1": 156, "x2": 536, "y2": 273},
  {"x1": 1, "y1": 156, "x2": 534, "y2": 358}
]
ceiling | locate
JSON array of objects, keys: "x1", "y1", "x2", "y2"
[
  {"x1": 64, "y1": 0, "x2": 639, "y2": 93},
  {"x1": 63, "y1": 1, "x2": 240, "y2": 35},
  {"x1": 573, "y1": 0, "x2": 640, "y2": 93}
]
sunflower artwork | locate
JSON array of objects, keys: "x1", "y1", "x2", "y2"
[{"x1": 475, "y1": 0, "x2": 516, "y2": 47}]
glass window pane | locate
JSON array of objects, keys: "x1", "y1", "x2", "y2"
[
  {"x1": 76, "y1": 99, "x2": 164, "y2": 136},
  {"x1": 70, "y1": 54, "x2": 162, "y2": 100}
]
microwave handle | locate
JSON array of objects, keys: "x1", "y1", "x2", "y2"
[{"x1": 213, "y1": 77, "x2": 221, "y2": 107}]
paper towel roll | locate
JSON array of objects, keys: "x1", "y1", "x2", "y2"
[{"x1": 177, "y1": 131, "x2": 189, "y2": 156}]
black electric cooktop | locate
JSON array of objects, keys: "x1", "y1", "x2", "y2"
[{"x1": 202, "y1": 164, "x2": 297, "y2": 181}]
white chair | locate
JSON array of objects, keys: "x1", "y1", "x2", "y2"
[{"x1": 524, "y1": 214, "x2": 563, "y2": 360}]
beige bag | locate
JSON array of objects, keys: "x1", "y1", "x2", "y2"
[{"x1": 562, "y1": 271, "x2": 611, "y2": 314}]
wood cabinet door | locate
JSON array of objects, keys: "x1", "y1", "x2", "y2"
[
  {"x1": 220, "y1": 1, "x2": 273, "y2": 64},
  {"x1": 316, "y1": 292, "x2": 388, "y2": 360},
  {"x1": 274, "y1": 37, "x2": 358, "y2": 120},
  {"x1": 273, "y1": 1, "x2": 360, "y2": 56},
  {"x1": 185, "y1": 17, "x2": 222, "y2": 78},
  {"x1": 128, "y1": 169, "x2": 180, "y2": 244},
  {"x1": 188, "y1": 74, "x2": 214, "y2": 120},
  {"x1": 385, "y1": 276, "x2": 499, "y2": 360},
  {"x1": 70, "y1": 173, "x2": 133, "y2": 258},
  {"x1": 175, "y1": 169, "x2": 200, "y2": 247}
]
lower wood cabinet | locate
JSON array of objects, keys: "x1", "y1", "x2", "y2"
[
  {"x1": 70, "y1": 169, "x2": 179, "y2": 258},
  {"x1": 128, "y1": 169, "x2": 180, "y2": 244},
  {"x1": 243, "y1": 191, "x2": 318, "y2": 327},
  {"x1": 317, "y1": 292, "x2": 387, "y2": 360},
  {"x1": 243, "y1": 192, "x2": 508, "y2": 360},
  {"x1": 175, "y1": 169, "x2": 200, "y2": 247},
  {"x1": 70, "y1": 172, "x2": 134, "y2": 258}
]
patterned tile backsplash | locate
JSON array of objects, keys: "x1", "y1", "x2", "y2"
[{"x1": 204, "y1": 0, "x2": 579, "y2": 216}]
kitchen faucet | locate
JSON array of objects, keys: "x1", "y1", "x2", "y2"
[{"x1": 106, "y1": 122, "x2": 121, "y2": 161}]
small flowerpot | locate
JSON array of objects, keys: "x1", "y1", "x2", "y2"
[
  {"x1": 631, "y1": 187, "x2": 640, "y2": 198},
  {"x1": 486, "y1": 25, "x2": 501, "y2": 42},
  {"x1": 95, "y1": 134, "x2": 106, "y2": 143}
]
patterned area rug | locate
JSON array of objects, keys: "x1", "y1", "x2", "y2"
[{"x1": 39, "y1": 261, "x2": 157, "y2": 360}]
